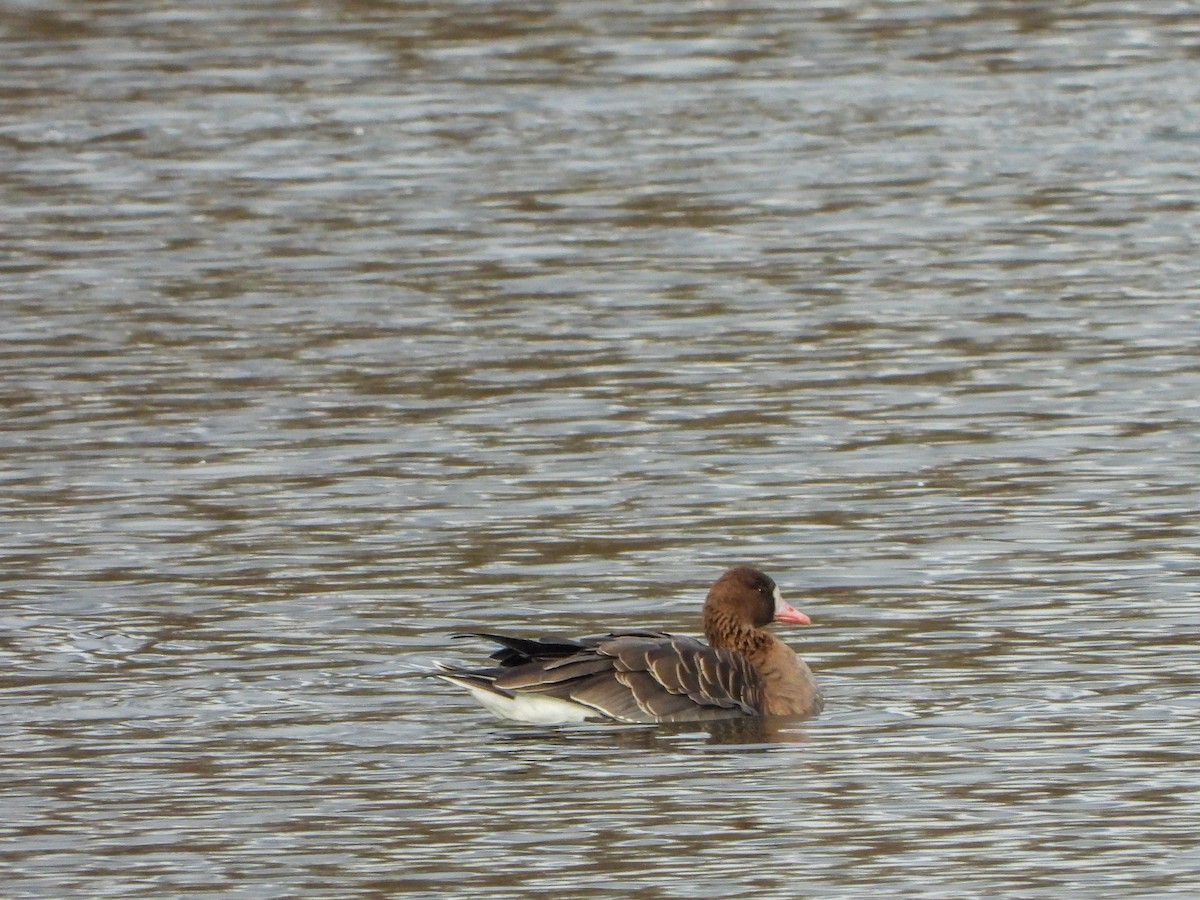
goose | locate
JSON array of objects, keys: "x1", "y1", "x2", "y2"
[{"x1": 435, "y1": 566, "x2": 821, "y2": 724}]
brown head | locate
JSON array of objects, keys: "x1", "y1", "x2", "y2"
[{"x1": 702, "y1": 566, "x2": 811, "y2": 645}]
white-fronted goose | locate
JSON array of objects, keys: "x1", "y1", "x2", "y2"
[{"x1": 435, "y1": 566, "x2": 822, "y2": 724}]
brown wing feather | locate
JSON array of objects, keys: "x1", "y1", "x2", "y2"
[
  {"x1": 493, "y1": 654, "x2": 614, "y2": 690},
  {"x1": 453, "y1": 632, "x2": 764, "y2": 723},
  {"x1": 567, "y1": 673, "x2": 651, "y2": 721},
  {"x1": 600, "y1": 635, "x2": 764, "y2": 717}
]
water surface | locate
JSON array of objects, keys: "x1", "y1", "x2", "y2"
[{"x1": 3, "y1": 1, "x2": 1200, "y2": 897}]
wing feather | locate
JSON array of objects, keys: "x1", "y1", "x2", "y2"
[
  {"x1": 494, "y1": 654, "x2": 614, "y2": 690},
  {"x1": 600, "y1": 635, "x2": 763, "y2": 716},
  {"x1": 445, "y1": 631, "x2": 764, "y2": 723}
]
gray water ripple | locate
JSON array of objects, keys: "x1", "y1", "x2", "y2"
[{"x1": 5, "y1": 1, "x2": 1200, "y2": 898}]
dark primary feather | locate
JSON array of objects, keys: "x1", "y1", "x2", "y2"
[
  {"x1": 450, "y1": 630, "x2": 765, "y2": 723},
  {"x1": 452, "y1": 632, "x2": 589, "y2": 667}
]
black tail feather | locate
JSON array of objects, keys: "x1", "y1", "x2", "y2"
[{"x1": 452, "y1": 632, "x2": 589, "y2": 667}]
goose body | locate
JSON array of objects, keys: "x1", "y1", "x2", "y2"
[{"x1": 436, "y1": 567, "x2": 822, "y2": 724}]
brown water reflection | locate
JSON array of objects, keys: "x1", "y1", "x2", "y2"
[{"x1": 4, "y1": 0, "x2": 1200, "y2": 897}]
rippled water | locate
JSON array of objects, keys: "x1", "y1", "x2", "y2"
[{"x1": 3, "y1": 1, "x2": 1200, "y2": 896}]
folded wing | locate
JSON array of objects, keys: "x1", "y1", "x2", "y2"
[{"x1": 446, "y1": 631, "x2": 765, "y2": 723}]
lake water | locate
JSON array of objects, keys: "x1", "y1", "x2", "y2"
[{"x1": 3, "y1": 1, "x2": 1199, "y2": 896}]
